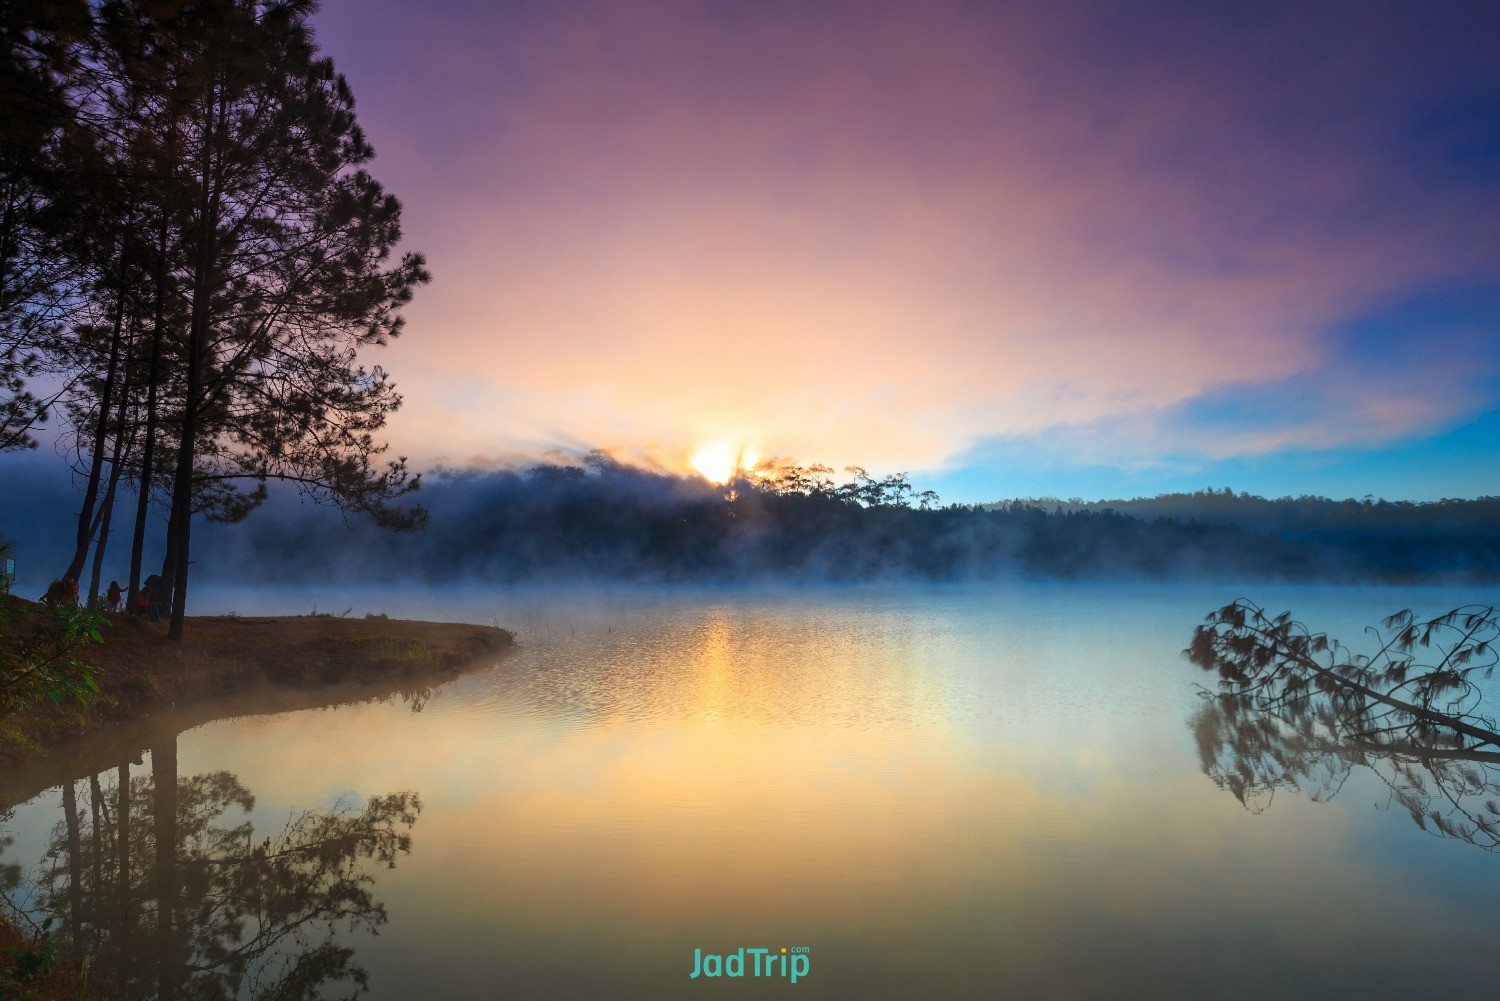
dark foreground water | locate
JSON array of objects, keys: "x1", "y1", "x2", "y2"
[{"x1": 3, "y1": 582, "x2": 1499, "y2": 999}]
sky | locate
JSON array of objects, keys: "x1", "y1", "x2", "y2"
[{"x1": 309, "y1": 0, "x2": 1500, "y2": 502}]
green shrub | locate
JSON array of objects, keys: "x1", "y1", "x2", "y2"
[
  {"x1": 0, "y1": 917, "x2": 57, "y2": 997},
  {"x1": 0, "y1": 601, "x2": 106, "y2": 719}
]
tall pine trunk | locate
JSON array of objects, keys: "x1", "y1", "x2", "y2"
[
  {"x1": 86, "y1": 423, "x2": 129, "y2": 606},
  {"x1": 88, "y1": 332, "x2": 137, "y2": 606},
  {"x1": 65, "y1": 244, "x2": 130, "y2": 583},
  {"x1": 159, "y1": 499, "x2": 179, "y2": 595},
  {"x1": 166, "y1": 359, "x2": 198, "y2": 640},
  {"x1": 168, "y1": 91, "x2": 221, "y2": 642},
  {"x1": 129, "y1": 211, "x2": 170, "y2": 606}
]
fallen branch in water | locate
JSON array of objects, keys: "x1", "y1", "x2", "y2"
[{"x1": 1186, "y1": 599, "x2": 1500, "y2": 752}]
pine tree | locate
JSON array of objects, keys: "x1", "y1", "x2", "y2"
[
  {"x1": 143, "y1": 0, "x2": 428, "y2": 638},
  {"x1": 6, "y1": 1, "x2": 428, "y2": 635}
]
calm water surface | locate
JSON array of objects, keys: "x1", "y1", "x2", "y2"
[{"x1": 3, "y1": 582, "x2": 1499, "y2": 999}]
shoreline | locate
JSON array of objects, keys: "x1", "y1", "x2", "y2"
[{"x1": 1, "y1": 601, "x2": 514, "y2": 778}]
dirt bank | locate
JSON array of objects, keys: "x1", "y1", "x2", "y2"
[{"x1": 1, "y1": 599, "x2": 514, "y2": 767}]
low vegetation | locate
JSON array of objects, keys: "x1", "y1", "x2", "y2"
[{"x1": 0, "y1": 599, "x2": 104, "y2": 721}]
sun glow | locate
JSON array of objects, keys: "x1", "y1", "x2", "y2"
[{"x1": 690, "y1": 441, "x2": 757, "y2": 483}]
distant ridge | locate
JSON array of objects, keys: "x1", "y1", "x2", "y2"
[{"x1": 986, "y1": 490, "x2": 1500, "y2": 533}]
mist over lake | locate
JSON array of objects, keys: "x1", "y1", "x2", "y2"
[{"x1": 5, "y1": 581, "x2": 1499, "y2": 999}]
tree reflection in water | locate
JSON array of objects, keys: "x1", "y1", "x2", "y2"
[
  {"x1": 4, "y1": 736, "x2": 420, "y2": 1000},
  {"x1": 1189, "y1": 600, "x2": 1500, "y2": 852},
  {"x1": 1193, "y1": 694, "x2": 1500, "y2": 849}
]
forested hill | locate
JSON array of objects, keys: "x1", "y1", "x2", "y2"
[
  {"x1": 992, "y1": 490, "x2": 1500, "y2": 534},
  {"x1": 986, "y1": 489, "x2": 1500, "y2": 579},
  {"x1": 6, "y1": 460, "x2": 1499, "y2": 587},
  {"x1": 214, "y1": 473, "x2": 1500, "y2": 582}
]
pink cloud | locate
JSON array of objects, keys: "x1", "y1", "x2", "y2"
[{"x1": 316, "y1": 0, "x2": 1500, "y2": 473}]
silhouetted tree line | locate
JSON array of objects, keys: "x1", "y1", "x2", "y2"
[
  {"x1": 201, "y1": 454, "x2": 1413, "y2": 583},
  {"x1": 1, "y1": 1, "x2": 425, "y2": 638},
  {"x1": 7, "y1": 451, "x2": 1498, "y2": 584},
  {"x1": 999, "y1": 488, "x2": 1500, "y2": 577}
]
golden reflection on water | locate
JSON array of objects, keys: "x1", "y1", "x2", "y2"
[{"x1": 6, "y1": 585, "x2": 1500, "y2": 999}]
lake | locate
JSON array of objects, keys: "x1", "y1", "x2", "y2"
[{"x1": 3, "y1": 581, "x2": 1498, "y2": 999}]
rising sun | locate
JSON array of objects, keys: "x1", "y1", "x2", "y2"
[{"x1": 690, "y1": 442, "x2": 756, "y2": 483}]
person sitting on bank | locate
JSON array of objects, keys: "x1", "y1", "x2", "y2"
[{"x1": 134, "y1": 584, "x2": 161, "y2": 622}]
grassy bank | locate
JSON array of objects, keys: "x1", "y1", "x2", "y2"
[{"x1": 0, "y1": 595, "x2": 514, "y2": 766}]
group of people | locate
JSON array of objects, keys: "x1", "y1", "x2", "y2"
[
  {"x1": 41, "y1": 575, "x2": 165, "y2": 620},
  {"x1": 101, "y1": 575, "x2": 165, "y2": 621}
]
